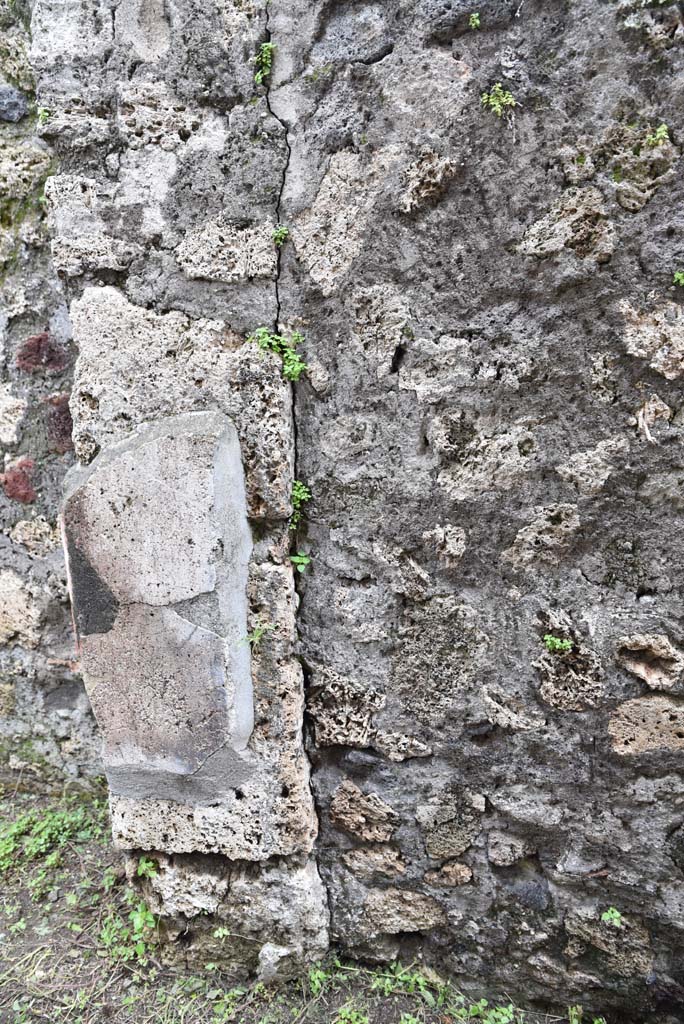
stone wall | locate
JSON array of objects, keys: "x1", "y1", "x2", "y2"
[{"x1": 2, "y1": 0, "x2": 684, "y2": 1018}]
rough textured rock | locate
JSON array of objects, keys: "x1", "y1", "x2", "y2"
[
  {"x1": 0, "y1": 1, "x2": 96, "y2": 783},
  {"x1": 7, "y1": 0, "x2": 684, "y2": 1015}
]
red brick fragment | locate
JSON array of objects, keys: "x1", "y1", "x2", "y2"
[
  {"x1": 2, "y1": 458, "x2": 36, "y2": 503},
  {"x1": 16, "y1": 333, "x2": 69, "y2": 374}
]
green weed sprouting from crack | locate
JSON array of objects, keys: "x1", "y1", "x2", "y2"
[
  {"x1": 673, "y1": 270, "x2": 684, "y2": 287},
  {"x1": 289, "y1": 552, "x2": 311, "y2": 574},
  {"x1": 290, "y1": 479, "x2": 312, "y2": 531},
  {"x1": 248, "y1": 326, "x2": 308, "y2": 382},
  {"x1": 481, "y1": 82, "x2": 516, "y2": 118},
  {"x1": 645, "y1": 122, "x2": 669, "y2": 148},
  {"x1": 243, "y1": 619, "x2": 276, "y2": 647},
  {"x1": 272, "y1": 224, "x2": 289, "y2": 247},
  {"x1": 469, "y1": 12, "x2": 481, "y2": 29},
  {"x1": 600, "y1": 906, "x2": 624, "y2": 928},
  {"x1": 98, "y1": 892, "x2": 157, "y2": 963},
  {"x1": 543, "y1": 633, "x2": 573, "y2": 654},
  {"x1": 253, "y1": 41, "x2": 275, "y2": 85},
  {"x1": 136, "y1": 855, "x2": 158, "y2": 879}
]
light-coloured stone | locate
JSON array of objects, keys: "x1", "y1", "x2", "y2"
[
  {"x1": 616, "y1": 634, "x2": 684, "y2": 692},
  {"x1": 139, "y1": 852, "x2": 329, "y2": 978},
  {"x1": 330, "y1": 780, "x2": 398, "y2": 842},
  {"x1": 416, "y1": 791, "x2": 484, "y2": 860},
  {"x1": 503, "y1": 504, "x2": 580, "y2": 567},
  {"x1": 352, "y1": 285, "x2": 412, "y2": 380},
  {"x1": 292, "y1": 146, "x2": 401, "y2": 296},
  {"x1": 364, "y1": 888, "x2": 446, "y2": 934},
  {"x1": 62, "y1": 414, "x2": 254, "y2": 808},
  {"x1": 438, "y1": 426, "x2": 535, "y2": 502},
  {"x1": 400, "y1": 149, "x2": 456, "y2": 213},
  {"x1": 518, "y1": 186, "x2": 615, "y2": 263},
  {"x1": 176, "y1": 219, "x2": 277, "y2": 284},
  {"x1": 422, "y1": 523, "x2": 467, "y2": 566},
  {"x1": 424, "y1": 861, "x2": 472, "y2": 886},
  {"x1": 343, "y1": 845, "x2": 406, "y2": 880},
  {"x1": 621, "y1": 299, "x2": 684, "y2": 380},
  {"x1": 608, "y1": 695, "x2": 684, "y2": 755},
  {"x1": 9, "y1": 516, "x2": 60, "y2": 554},
  {"x1": 69, "y1": 286, "x2": 293, "y2": 517},
  {"x1": 556, "y1": 438, "x2": 628, "y2": 496},
  {"x1": 487, "y1": 830, "x2": 536, "y2": 867},
  {"x1": 0, "y1": 570, "x2": 42, "y2": 647},
  {"x1": 0, "y1": 384, "x2": 27, "y2": 445}
]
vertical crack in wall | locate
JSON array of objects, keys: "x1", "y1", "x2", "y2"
[
  {"x1": 263, "y1": 7, "x2": 291, "y2": 332},
  {"x1": 260, "y1": 5, "x2": 329, "y2": 931}
]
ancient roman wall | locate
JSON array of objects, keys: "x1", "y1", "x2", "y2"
[{"x1": 2, "y1": 0, "x2": 684, "y2": 1018}]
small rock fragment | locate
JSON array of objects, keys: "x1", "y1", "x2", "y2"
[
  {"x1": 621, "y1": 299, "x2": 684, "y2": 380},
  {"x1": 487, "y1": 830, "x2": 536, "y2": 867},
  {"x1": 364, "y1": 888, "x2": 446, "y2": 934},
  {"x1": 424, "y1": 861, "x2": 472, "y2": 886},
  {"x1": 330, "y1": 780, "x2": 399, "y2": 842},
  {"x1": 343, "y1": 845, "x2": 406, "y2": 880},
  {"x1": 608, "y1": 695, "x2": 684, "y2": 755},
  {"x1": 616, "y1": 634, "x2": 684, "y2": 692}
]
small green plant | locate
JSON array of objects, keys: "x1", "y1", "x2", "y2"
[
  {"x1": 248, "y1": 326, "x2": 308, "y2": 383},
  {"x1": 136, "y1": 855, "x2": 158, "y2": 879},
  {"x1": 481, "y1": 82, "x2": 516, "y2": 118},
  {"x1": 601, "y1": 906, "x2": 624, "y2": 928},
  {"x1": 98, "y1": 896, "x2": 157, "y2": 962},
  {"x1": 469, "y1": 12, "x2": 481, "y2": 29},
  {"x1": 673, "y1": 270, "x2": 684, "y2": 287},
  {"x1": 308, "y1": 964, "x2": 333, "y2": 996},
  {"x1": 543, "y1": 633, "x2": 573, "y2": 654},
  {"x1": 243, "y1": 620, "x2": 275, "y2": 647},
  {"x1": 335, "y1": 1006, "x2": 368, "y2": 1024},
  {"x1": 36, "y1": 107, "x2": 50, "y2": 125},
  {"x1": 253, "y1": 41, "x2": 275, "y2": 85},
  {"x1": 568, "y1": 1009, "x2": 582, "y2": 1024},
  {"x1": 272, "y1": 224, "x2": 289, "y2": 247},
  {"x1": 645, "y1": 122, "x2": 669, "y2": 147},
  {"x1": 0, "y1": 800, "x2": 102, "y2": 875},
  {"x1": 289, "y1": 552, "x2": 311, "y2": 574},
  {"x1": 290, "y1": 479, "x2": 312, "y2": 531},
  {"x1": 400, "y1": 1016, "x2": 421, "y2": 1024}
]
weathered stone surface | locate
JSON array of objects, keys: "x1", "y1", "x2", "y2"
[
  {"x1": 487, "y1": 831, "x2": 536, "y2": 868},
  {"x1": 416, "y1": 791, "x2": 485, "y2": 860},
  {"x1": 0, "y1": 82, "x2": 28, "y2": 123},
  {"x1": 616, "y1": 633, "x2": 684, "y2": 692},
  {"x1": 343, "y1": 846, "x2": 406, "y2": 881},
  {"x1": 364, "y1": 888, "x2": 446, "y2": 935},
  {"x1": 517, "y1": 187, "x2": 615, "y2": 263},
  {"x1": 63, "y1": 414, "x2": 254, "y2": 806},
  {"x1": 0, "y1": 569, "x2": 42, "y2": 647},
  {"x1": 608, "y1": 695, "x2": 684, "y2": 756},
  {"x1": 621, "y1": 300, "x2": 684, "y2": 380},
  {"x1": 330, "y1": 781, "x2": 398, "y2": 843},
  {"x1": 133, "y1": 852, "x2": 329, "y2": 979},
  {"x1": 424, "y1": 861, "x2": 472, "y2": 887},
  {"x1": 12, "y1": 0, "x2": 684, "y2": 1012}
]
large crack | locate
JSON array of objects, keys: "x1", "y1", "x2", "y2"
[
  {"x1": 263, "y1": 6, "x2": 292, "y2": 332},
  {"x1": 260, "y1": 6, "x2": 333, "y2": 940}
]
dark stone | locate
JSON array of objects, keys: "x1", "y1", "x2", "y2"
[
  {"x1": 63, "y1": 528, "x2": 119, "y2": 637},
  {"x1": 0, "y1": 83, "x2": 28, "y2": 123}
]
